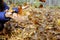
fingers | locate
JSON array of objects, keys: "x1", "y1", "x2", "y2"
[
  {"x1": 5, "y1": 12, "x2": 12, "y2": 18},
  {"x1": 11, "y1": 13, "x2": 18, "y2": 20},
  {"x1": 13, "y1": 13, "x2": 18, "y2": 17},
  {"x1": 5, "y1": 9, "x2": 18, "y2": 18}
]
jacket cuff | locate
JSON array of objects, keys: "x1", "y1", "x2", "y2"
[
  {"x1": 12, "y1": 7, "x2": 18, "y2": 13},
  {"x1": 1, "y1": 12, "x2": 10, "y2": 21}
]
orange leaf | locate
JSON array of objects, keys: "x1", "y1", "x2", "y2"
[{"x1": 18, "y1": 5, "x2": 23, "y2": 15}]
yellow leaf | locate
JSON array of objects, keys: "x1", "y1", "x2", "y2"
[
  {"x1": 9, "y1": 4, "x2": 14, "y2": 12},
  {"x1": 57, "y1": 19, "x2": 60, "y2": 26}
]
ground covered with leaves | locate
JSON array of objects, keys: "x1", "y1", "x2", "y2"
[{"x1": 0, "y1": 7, "x2": 60, "y2": 40}]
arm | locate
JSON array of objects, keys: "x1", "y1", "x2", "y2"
[
  {"x1": 0, "y1": 12, "x2": 10, "y2": 22},
  {"x1": 4, "y1": 2, "x2": 9, "y2": 10},
  {"x1": 4, "y1": 2, "x2": 18, "y2": 13},
  {"x1": 0, "y1": 2, "x2": 18, "y2": 21},
  {"x1": 0, "y1": 3, "x2": 10, "y2": 22}
]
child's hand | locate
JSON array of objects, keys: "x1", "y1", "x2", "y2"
[
  {"x1": 11, "y1": 13, "x2": 18, "y2": 19},
  {"x1": 5, "y1": 11, "x2": 12, "y2": 18},
  {"x1": 5, "y1": 9, "x2": 18, "y2": 19}
]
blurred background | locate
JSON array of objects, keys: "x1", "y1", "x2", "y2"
[
  {"x1": 1, "y1": 0, "x2": 60, "y2": 40},
  {"x1": 4, "y1": 0, "x2": 60, "y2": 7}
]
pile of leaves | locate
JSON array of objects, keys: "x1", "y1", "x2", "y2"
[{"x1": 1, "y1": 7, "x2": 60, "y2": 40}]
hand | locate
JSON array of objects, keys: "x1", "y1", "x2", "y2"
[
  {"x1": 5, "y1": 12, "x2": 12, "y2": 18},
  {"x1": 5, "y1": 9, "x2": 18, "y2": 19},
  {"x1": 12, "y1": 13, "x2": 18, "y2": 19}
]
